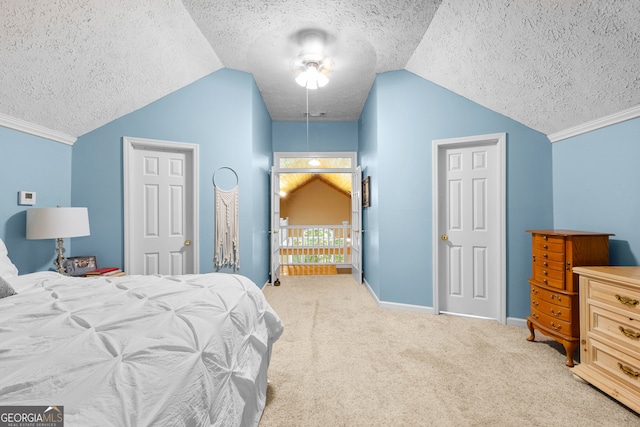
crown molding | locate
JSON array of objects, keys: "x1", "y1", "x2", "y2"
[
  {"x1": 0, "y1": 113, "x2": 77, "y2": 145},
  {"x1": 548, "y1": 104, "x2": 640, "y2": 143}
]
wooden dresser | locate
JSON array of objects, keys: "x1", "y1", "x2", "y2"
[
  {"x1": 526, "y1": 230, "x2": 612, "y2": 367},
  {"x1": 572, "y1": 267, "x2": 640, "y2": 414}
]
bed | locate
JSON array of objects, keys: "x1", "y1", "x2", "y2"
[{"x1": 0, "y1": 240, "x2": 283, "y2": 427}]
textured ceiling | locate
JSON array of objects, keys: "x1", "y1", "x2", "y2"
[
  {"x1": 0, "y1": 0, "x2": 222, "y2": 137},
  {"x1": 182, "y1": 0, "x2": 441, "y2": 121},
  {"x1": 406, "y1": 0, "x2": 640, "y2": 135},
  {"x1": 0, "y1": 1, "x2": 639, "y2": 139}
]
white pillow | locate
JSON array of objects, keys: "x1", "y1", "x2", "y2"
[
  {"x1": 0, "y1": 275, "x2": 17, "y2": 298},
  {"x1": 0, "y1": 238, "x2": 19, "y2": 278}
]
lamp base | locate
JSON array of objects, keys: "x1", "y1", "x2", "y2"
[{"x1": 54, "y1": 237, "x2": 66, "y2": 275}]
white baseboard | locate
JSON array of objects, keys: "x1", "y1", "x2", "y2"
[
  {"x1": 363, "y1": 278, "x2": 436, "y2": 315},
  {"x1": 507, "y1": 317, "x2": 527, "y2": 328},
  {"x1": 364, "y1": 279, "x2": 529, "y2": 325}
]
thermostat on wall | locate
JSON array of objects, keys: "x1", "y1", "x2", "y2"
[{"x1": 19, "y1": 191, "x2": 36, "y2": 206}]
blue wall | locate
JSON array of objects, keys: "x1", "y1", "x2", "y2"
[
  {"x1": 250, "y1": 82, "x2": 274, "y2": 279},
  {"x1": 71, "y1": 69, "x2": 272, "y2": 286},
  {"x1": 359, "y1": 71, "x2": 553, "y2": 320},
  {"x1": 0, "y1": 127, "x2": 77, "y2": 273},
  {"x1": 358, "y1": 80, "x2": 380, "y2": 296},
  {"x1": 553, "y1": 117, "x2": 640, "y2": 266},
  {"x1": 272, "y1": 121, "x2": 358, "y2": 152},
  {"x1": 8, "y1": 67, "x2": 632, "y2": 324}
]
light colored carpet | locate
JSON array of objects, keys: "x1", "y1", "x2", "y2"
[{"x1": 260, "y1": 275, "x2": 640, "y2": 426}]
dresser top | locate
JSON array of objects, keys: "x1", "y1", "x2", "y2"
[
  {"x1": 526, "y1": 229, "x2": 614, "y2": 236},
  {"x1": 573, "y1": 266, "x2": 640, "y2": 286}
]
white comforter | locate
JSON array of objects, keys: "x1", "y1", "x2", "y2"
[{"x1": 0, "y1": 272, "x2": 283, "y2": 427}]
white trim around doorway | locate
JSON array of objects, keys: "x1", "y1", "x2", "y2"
[{"x1": 431, "y1": 133, "x2": 506, "y2": 324}]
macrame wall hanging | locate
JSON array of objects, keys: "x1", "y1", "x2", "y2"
[{"x1": 213, "y1": 167, "x2": 240, "y2": 269}]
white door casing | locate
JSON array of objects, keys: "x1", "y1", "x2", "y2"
[
  {"x1": 351, "y1": 166, "x2": 363, "y2": 283},
  {"x1": 270, "y1": 167, "x2": 281, "y2": 283},
  {"x1": 432, "y1": 133, "x2": 506, "y2": 323},
  {"x1": 271, "y1": 151, "x2": 359, "y2": 280},
  {"x1": 123, "y1": 137, "x2": 199, "y2": 275}
]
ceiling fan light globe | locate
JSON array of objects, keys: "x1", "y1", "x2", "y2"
[
  {"x1": 317, "y1": 74, "x2": 329, "y2": 87},
  {"x1": 295, "y1": 73, "x2": 308, "y2": 87},
  {"x1": 306, "y1": 78, "x2": 318, "y2": 90}
]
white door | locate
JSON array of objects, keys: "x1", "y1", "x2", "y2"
[
  {"x1": 270, "y1": 167, "x2": 281, "y2": 283},
  {"x1": 123, "y1": 137, "x2": 199, "y2": 275},
  {"x1": 351, "y1": 166, "x2": 363, "y2": 283},
  {"x1": 433, "y1": 133, "x2": 505, "y2": 322}
]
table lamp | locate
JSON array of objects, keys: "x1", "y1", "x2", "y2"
[{"x1": 26, "y1": 207, "x2": 90, "y2": 274}]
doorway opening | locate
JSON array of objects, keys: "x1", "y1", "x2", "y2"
[{"x1": 271, "y1": 152, "x2": 361, "y2": 282}]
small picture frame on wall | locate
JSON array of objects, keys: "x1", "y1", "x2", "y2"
[
  {"x1": 362, "y1": 176, "x2": 371, "y2": 207},
  {"x1": 65, "y1": 255, "x2": 97, "y2": 276}
]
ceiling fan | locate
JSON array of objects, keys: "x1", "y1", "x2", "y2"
[{"x1": 290, "y1": 30, "x2": 334, "y2": 89}]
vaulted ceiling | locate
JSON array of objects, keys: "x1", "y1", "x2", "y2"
[{"x1": 1, "y1": 1, "x2": 639, "y2": 141}]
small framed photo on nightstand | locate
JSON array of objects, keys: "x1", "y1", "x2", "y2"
[{"x1": 65, "y1": 255, "x2": 97, "y2": 276}]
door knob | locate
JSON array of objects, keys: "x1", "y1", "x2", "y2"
[
  {"x1": 441, "y1": 234, "x2": 448, "y2": 241},
  {"x1": 184, "y1": 240, "x2": 191, "y2": 246}
]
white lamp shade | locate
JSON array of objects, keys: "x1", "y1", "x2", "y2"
[{"x1": 26, "y1": 207, "x2": 90, "y2": 240}]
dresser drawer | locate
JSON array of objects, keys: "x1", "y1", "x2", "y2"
[
  {"x1": 588, "y1": 338, "x2": 640, "y2": 394},
  {"x1": 535, "y1": 277, "x2": 564, "y2": 290},
  {"x1": 586, "y1": 279, "x2": 640, "y2": 316},
  {"x1": 534, "y1": 266, "x2": 564, "y2": 281},
  {"x1": 533, "y1": 236, "x2": 565, "y2": 252},
  {"x1": 530, "y1": 283, "x2": 573, "y2": 309},
  {"x1": 533, "y1": 257, "x2": 565, "y2": 272},
  {"x1": 531, "y1": 295, "x2": 572, "y2": 322},
  {"x1": 533, "y1": 248, "x2": 565, "y2": 263},
  {"x1": 589, "y1": 305, "x2": 640, "y2": 354},
  {"x1": 533, "y1": 267, "x2": 565, "y2": 290},
  {"x1": 530, "y1": 306, "x2": 577, "y2": 337}
]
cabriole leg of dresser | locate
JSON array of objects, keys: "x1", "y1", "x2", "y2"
[
  {"x1": 562, "y1": 341, "x2": 577, "y2": 367},
  {"x1": 526, "y1": 318, "x2": 536, "y2": 341}
]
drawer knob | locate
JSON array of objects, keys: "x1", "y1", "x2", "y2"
[
  {"x1": 543, "y1": 270, "x2": 548, "y2": 276},
  {"x1": 617, "y1": 363, "x2": 640, "y2": 378},
  {"x1": 532, "y1": 289, "x2": 539, "y2": 295},
  {"x1": 615, "y1": 294, "x2": 639, "y2": 306},
  {"x1": 550, "y1": 308, "x2": 562, "y2": 317},
  {"x1": 543, "y1": 253, "x2": 548, "y2": 258},
  {"x1": 543, "y1": 236, "x2": 548, "y2": 241},
  {"x1": 543, "y1": 261, "x2": 548, "y2": 267},
  {"x1": 550, "y1": 322, "x2": 562, "y2": 331},
  {"x1": 532, "y1": 313, "x2": 539, "y2": 319},
  {"x1": 619, "y1": 326, "x2": 640, "y2": 339},
  {"x1": 532, "y1": 301, "x2": 539, "y2": 307},
  {"x1": 550, "y1": 294, "x2": 562, "y2": 302},
  {"x1": 543, "y1": 244, "x2": 548, "y2": 249}
]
